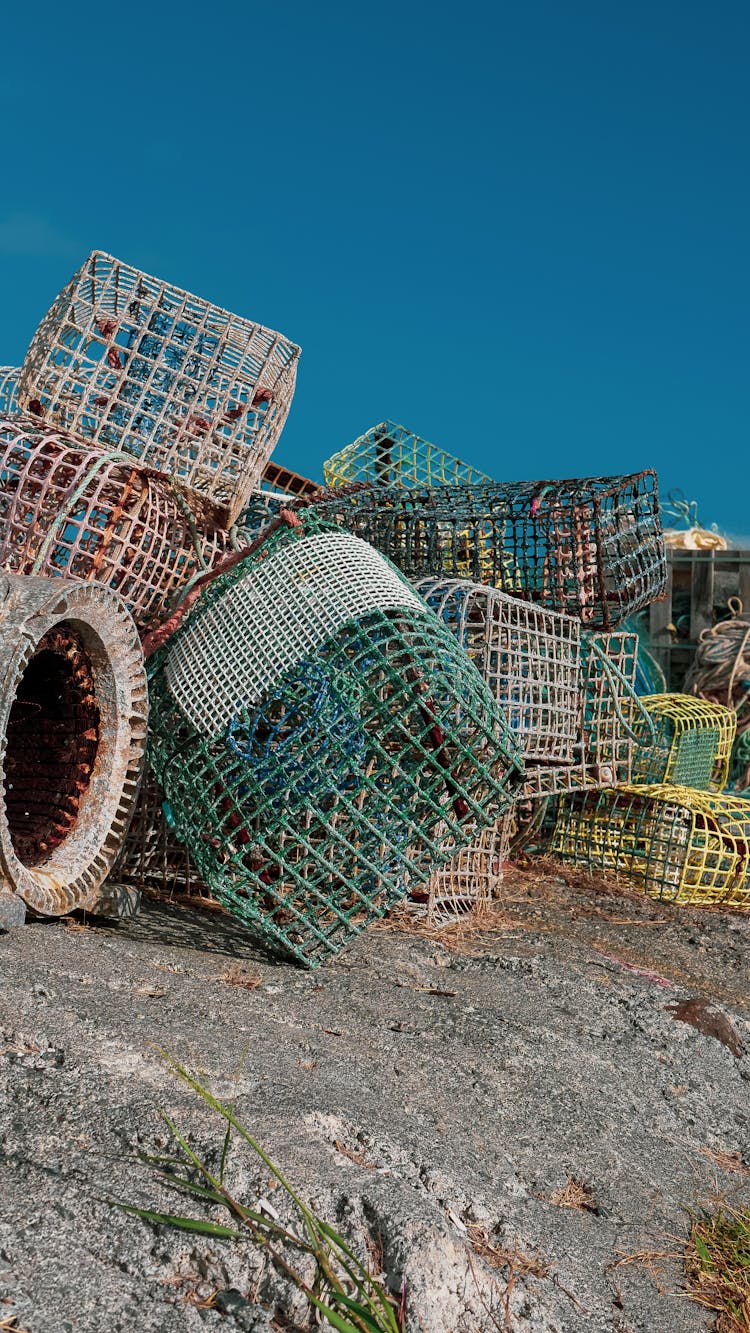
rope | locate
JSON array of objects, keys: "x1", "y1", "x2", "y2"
[
  {"x1": 684, "y1": 599, "x2": 750, "y2": 725},
  {"x1": 167, "y1": 478, "x2": 208, "y2": 572}
]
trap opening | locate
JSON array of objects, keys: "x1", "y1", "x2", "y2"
[{"x1": 5, "y1": 624, "x2": 100, "y2": 867}]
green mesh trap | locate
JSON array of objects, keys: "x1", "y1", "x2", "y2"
[
  {"x1": 547, "y1": 784, "x2": 750, "y2": 909},
  {"x1": 302, "y1": 470, "x2": 666, "y2": 629},
  {"x1": 147, "y1": 514, "x2": 524, "y2": 965},
  {"x1": 630, "y1": 694, "x2": 736, "y2": 791},
  {"x1": 323, "y1": 421, "x2": 493, "y2": 488}
]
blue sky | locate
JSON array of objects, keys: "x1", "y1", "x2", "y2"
[{"x1": 1, "y1": 1, "x2": 748, "y2": 535}]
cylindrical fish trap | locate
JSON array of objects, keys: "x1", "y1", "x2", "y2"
[
  {"x1": 18, "y1": 251, "x2": 300, "y2": 528},
  {"x1": 323, "y1": 421, "x2": 493, "y2": 488},
  {"x1": 630, "y1": 694, "x2": 736, "y2": 791},
  {"x1": 0, "y1": 366, "x2": 19, "y2": 414},
  {"x1": 0, "y1": 415, "x2": 232, "y2": 629},
  {"x1": 302, "y1": 471, "x2": 666, "y2": 629},
  {"x1": 0, "y1": 575, "x2": 147, "y2": 917},
  {"x1": 413, "y1": 576, "x2": 582, "y2": 765},
  {"x1": 547, "y1": 784, "x2": 750, "y2": 910},
  {"x1": 111, "y1": 776, "x2": 218, "y2": 912},
  {"x1": 415, "y1": 812, "x2": 514, "y2": 926},
  {"x1": 147, "y1": 515, "x2": 524, "y2": 966}
]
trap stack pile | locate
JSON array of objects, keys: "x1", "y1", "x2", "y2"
[{"x1": 302, "y1": 425, "x2": 670, "y2": 922}]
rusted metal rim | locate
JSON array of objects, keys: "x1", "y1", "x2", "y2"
[{"x1": 0, "y1": 576, "x2": 148, "y2": 915}]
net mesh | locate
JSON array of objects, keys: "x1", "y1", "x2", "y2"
[
  {"x1": 547, "y1": 784, "x2": 750, "y2": 909},
  {"x1": 17, "y1": 251, "x2": 300, "y2": 527},
  {"x1": 147, "y1": 515, "x2": 524, "y2": 965},
  {"x1": 323, "y1": 421, "x2": 493, "y2": 488},
  {"x1": 0, "y1": 415, "x2": 234, "y2": 628},
  {"x1": 0, "y1": 367, "x2": 18, "y2": 413},
  {"x1": 630, "y1": 694, "x2": 736, "y2": 791},
  {"x1": 417, "y1": 812, "x2": 514, "y2": 925},
  {"x1": 302, "y1": 471, "x2": 666, "y2": 629},
  {"x1": 413, "y1": 576, "x2": 582, "y2": 765},
  {"x1": 112, "y1": 776, "x2": 218, "y2": 911}
]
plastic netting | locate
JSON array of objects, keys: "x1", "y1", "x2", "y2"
[
  {"x1": 147, "y1": 516, "x2": 524, "y2": 965},
  {"x1": 630, "y1": 694, "x2": 736, "y2": 791},
  {"x1": 18, "y1": 251, "x2": 300, "y2": 527},
  {"x1": 0, "y1": 415, "x2": 234, "y2": 628},
  {"x1": 547, "y1": 784, "x2": 750, "y2": 909},
  {"x1": 413, "y1": 576, "x2": 582, "y2": 764},
  {"x1": 323, "y1": 421, "x2": 493, "y2": 488},
  {"x1": 0, "y1": 366, "x2": 18, "y2": 414},
  {"x1": 302, "y1": 471, "x2": 666, "y2": 629}
]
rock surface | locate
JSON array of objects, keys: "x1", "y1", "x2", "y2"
[{"x1": 0, "y1": 868, "x2": 748, "y2": 1332}]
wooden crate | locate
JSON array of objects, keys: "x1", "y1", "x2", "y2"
[{"x1": 649, "y1": 547, "x2": 750, "y2": 690}]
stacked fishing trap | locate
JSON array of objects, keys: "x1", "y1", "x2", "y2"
[{"x1": 3, "y1": 265, "x2": 745, "y2": 957}]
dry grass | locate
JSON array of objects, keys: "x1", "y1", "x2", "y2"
[
  {"x1": 466, "y1": 1223, "x2": 548, "y2": 1279},
  {"x1": 0, "y1": 1317, "x2": 30, "y2": 1332},
  {"x1": 213, "y1": 966, "x2": 263, "y2": 991},
  {"x1": 685, "y1": 1204, "x2": 750, "y2": 1333},
  {"x1": 549, "y1": 1178, "x2": 599, "y2": 1214},
  {"x1": 376, "y1": 902, "x2": 515, "y2": 955},
  {"x1": 700, "y1": 1149, "x2": 749, "y2": 1176}
]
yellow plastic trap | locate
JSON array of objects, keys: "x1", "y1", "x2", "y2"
[
  {"x1": 631, "y1": 694, "x2": 736, "y2": 791},
  {"x1": 549, "y1": 783, "x2": 750, "y2": 909}
]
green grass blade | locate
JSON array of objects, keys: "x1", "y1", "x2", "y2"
[{"x1": 117, "y1": 1204, "x2": 244, "y2": 1239}]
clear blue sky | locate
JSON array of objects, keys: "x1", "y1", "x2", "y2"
[{"x1": 2, "y1": 2, "x2": 748, "y2": 535}]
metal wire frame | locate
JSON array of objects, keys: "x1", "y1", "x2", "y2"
[
  {"x1": 147, "y1": 515, "x2": 525, "y2": 966},
  {"x1": 518, "y1": 631, "x2": 639, "y2": 797},
  {"x1": 301, "y1": 471, "x2": 666, "y2": 630},
  {"x1": 547, "y1": 784, "x2": 750, "y2": 910},
  {"x1": 416, "y1": 811, "x2": 514, "y2": 925},
  {"x1": 18, "y1": 251, "x2": 300, "y2": 528},
  {"x1": 111, "y1": 774, "x2": 219, "y2": 911},
  {"x1": 413, "y1": 576, "x2": 582, "y2": 765},
  {"x1": 630, "y1": 694, "x2": 737, "y2": 791},
  {"x1": 0, "y1": 415, "x2": 235, "y2": 629},
  {"x1": 0, "y1": 574, "x2": 147, "y2": 917},
  {"x1": 323, "y1": 421, "x2": 494, "y2": 489},
  {"x1": 0, "y1": 366, "x2": 19, "y2": 413}
]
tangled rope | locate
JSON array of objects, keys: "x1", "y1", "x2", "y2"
[{"x1": 684, "y1": 598, "x2": 750, "y2": 787}]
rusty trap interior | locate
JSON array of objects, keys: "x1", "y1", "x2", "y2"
[{"x1": 4, "y1": 624, "x2": 101, "y2": 866}]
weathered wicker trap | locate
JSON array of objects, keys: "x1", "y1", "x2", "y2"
[
  {"x1": 18, "y1": 251, "x2": 300, "y2": 527},
  {"x1": 630, "y1": 694, "x2": 736, "y2": 791},
  {"x1": 0, "y1": 415, "x2": 233, "y2": 628},
  {"x1": 0, "y1": 366, "x2": 19, "y2": 414},
  {"x1": 112, "y1": 775, "x2": 217, "y2": 911},
  {"x1": 304, "y1": 471, "x2": 666, "y2": 628},
  {"x1": 416, "y1": 812, "x2": 514, "y2": 925},
  {"x1": 548, "y1": 784, "x2": 750, "y2": 909},
  {"x1": 147, "y1": 515, "x2": 524, "y2": 965},
  {"x1": 323, "y1": 421, "x2": 493, "y2": 489},
  {"x1": 0, "y1": 575, "x2": 147, "y2": 917}
]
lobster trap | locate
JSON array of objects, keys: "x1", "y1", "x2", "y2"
[
  {"x1": 111, "y1": 775, "x2": 218, "y2": 911},
  {"x1": 413, "y1": 576, "x2": 582, "y2": 765},
  {"x1": 547, "y1": 784, "x2": 750, "y2": 910},
  {"x1": 0, "y1": 366, "x2": 18, "y2": 413},
  {"x1": 0, "y1": 415, "x2": 234, "y2": 628},
  {"x1": 0, "y1": 574, "x2": 147, "y2": 919},
  {"x1": 18, "y1": 251, "x2": 300, "y2": 527},
  {"x1": 415, "y1": 812, "x2": 514, "y2": 926},
  {"x1": 147, "y1": 516, "x2": 524, "y2": 966},
  {"x1": 630, "y1": 694, "x2": 736, "y2": 791},
  {"x1": 303, "y1": 470, "x2": 666, "y2": 629},
  {"x1": 323, "y1": 421, "x2": 493, "y2": 488}
]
